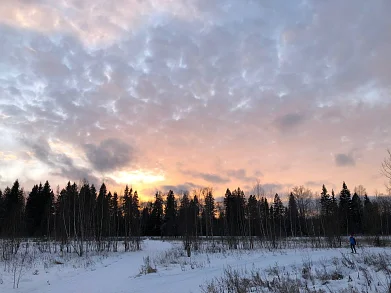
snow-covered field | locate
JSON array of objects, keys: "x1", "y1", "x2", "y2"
[{"x1": 2, "y1": 239, "x2": 391, "y2": 293}]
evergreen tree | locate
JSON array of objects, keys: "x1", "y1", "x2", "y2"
[
  {"x1": 320, "y1": 185, "x2": 331, "y2": 237},
  {"x1": 41, "y1": 181, "x2": 55, "y2": 237},
  {"x1": 287, "y1": 192, "x2": 299, "y2": 237},
  {"x1": 189, "y1": 194, "x2": 200, "y2": 239},
  {"x1": 223, "y1": 188, "x2": 233, "y2": 236},
  {"x1": 273, "y1": 193, "x2": 285, "y2": 238},
  {"x1": 273, "y1": 193, "x2": 284, "y2": 219},
  {"x1": 140, "y1": 202, "x2": 152, "y2": 236},
  {"x1": 122, "y1": 185, "x2": 133, "y2": 241},
  {"x1": 96, "y1": 183, "x2": 107, "y2": 242},
  {"x1": 247, "y1": 194, "x2": 258, "y2": 237},
  {"x1": 79, "y1": 182, "x2": 95, "y2": 240},
  {"x1": 363, "y1": 194, "x2": 377, "y2": 235},
  {"x1": 164, "y1": 190, "x2": 177, "y2": 237},
  {"x1": 131, "y1": 191, "x2": 141, "y2": 246},
  {"x1": 111, "y1": 192, "x2": 119, "y2": 239},
  {"x1": 235, "y1": 188, "x2": 247, "y2": 237},
  {"x1": 0, "y1": 189, "x2": 4, "y2": 235},
  {"x1": 89, "y1": 184, "x2": 97, "y2": 239},
  {"x1": 66, "y1": 182, "x2": 79, "y2": 238},
  {"x1": 178, "y1": 191, "x2": 190, "y2": 237},
  {"x1": 339, "y1": 182, "x2": 352, "y2": 235},
  {"x1": 55, "y1": 187, "x2": 68, "y2": 244},
  {"x1": 320, "y1": 185, "x2": 332, "y2": 217},
  {"x1": 203, "y1": 188, "x2": 215, "y2": 238},
  {"x1": 150, "y1": 191, "x2": 164, "y2": 236},
  {"x1": 331, "y1": 190, "x2": 338, "y2": 217},
  {"x1": 224, "y1": 188, "x2": 246, "y2": 237},
  {"x1": 3, "y1": 180, "x2": 25, "y2": 239},
  {"x1": 105, "y1": 191, "x2": 112, "y2": 237},
  {"x1": 351, "y1": 192, "x2": 363, "y2": 234},
  {"x1": 178, "y1": 191, "x2": 191, "y2": 246},
  {"x1": 25, "y1": 184, "x2": 42, "y2": 236},
  {"x1": 258, "y1": 197, "x2": 270, "y2": 239}
]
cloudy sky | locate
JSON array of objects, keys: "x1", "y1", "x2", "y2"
[{"x1": 1, "y1": 0, "x2": 390, "y2": 199}]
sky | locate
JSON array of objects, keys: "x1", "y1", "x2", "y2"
[{"x1": 0, "y1": 0, "x2": 391, "y2": 200}]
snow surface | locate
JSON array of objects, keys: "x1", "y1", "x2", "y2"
[{"x1": 2, "y1": 240, "x2": 391, "y2": 293}]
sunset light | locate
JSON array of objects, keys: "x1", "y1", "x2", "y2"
[
  {"x1": 112, "y1": 170, "x2": 165, "y2": 185},
  {"x1": 1, "y1": 1, "x2": 391, "y2": 292}
]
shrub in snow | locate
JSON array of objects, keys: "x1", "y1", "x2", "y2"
[{"x1": 139, "y1": 256, "x2": 157, "y2": 275}]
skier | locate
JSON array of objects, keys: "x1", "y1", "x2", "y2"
[{"x1": 349, "y1": 234, "x2": 357, "y2": 253}]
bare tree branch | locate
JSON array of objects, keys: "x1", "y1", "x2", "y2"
[{"x1": 382, "y1": 149, "x2": 391, "y2": 194}]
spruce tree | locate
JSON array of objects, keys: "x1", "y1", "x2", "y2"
[
  {"x1": 363, "y1": 194, "x2": 376, "y2": 235},
  {"x1": 189, "y1": 195, "x2": 200, "y2": 244},
  {"x1": 41, "y1": 181, "x2": 55, "y2": 238},
  {"x1": 89, "y1": 184, "x2": 97, "y2": 239},
  {"x1": 258, "y1": 197, "x2": 270, "y2": 239},
  {"x1": 140, "y1": 202, "x2": 152, "y2": 236},
  {"x1": 203, "y1": 189, "x2": 215, "y2": 238},
  {"x1": 105, "y1": 191, "x2": 112, "y2": 237},
  {"x1": 331, "y1": 190, "x2": 338, "y2": 216},
  {"x1": 3, "y1": 180, "x2": 25, "y2": 239},
  {"x1": 96, "y1": 183, "x2": 107, "y2": 242},
  {"x1": 273, "y1": 193, "x2": 284, "y2": 219},
  {"x1": 273, "y1": 193, "x2": 284, "y2": 238},
  {"x1": 111, "y1": 192, "x2": 119, "y2": 239},
  {"x1": 351, "y1": 192, "x2": 363, "y2": 234},
  {"x1": 164, "y1": 190, "x2": 177, "y2": 237},
  {"x1": 223, "y1": 188, "x2": 234, "y2": 236},
  {"x1": 0, "y1": 189, "x2": 4, "y2": 235},
  {"x1": 287, "y1": 192, "x2": 299, "y2": 237},
  {"x1": 132, "y1": 191, "x2": 141, "y2": 248},
  {"x1": 320, "y1": 185, "x2": 332, "y2": 217},
  {"x1": 339, "y1": 182, "x2": 352, "y2": 235},
  {"x1": 25, "y1": 184, "x2": 42, "y2": 236},
  {"x1": 247, "y1": 194, "x2": 258, "y2": 237},
  {"x1": 79, "y1": 182, "x2": 92, "y2": 240},
  {"x1": 122, "y1": 185, "x2": 132, "y2": 242},
  {"x1": 179, "y1": 191, "x2": 191, "y2": 245},
  {"x1": 150, "y1": 191, "x2": 164, "y2": 236}
]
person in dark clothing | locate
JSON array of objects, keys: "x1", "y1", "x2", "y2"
[{"x1": 349, "y1": 234, "x2": 357, "y2": 253}]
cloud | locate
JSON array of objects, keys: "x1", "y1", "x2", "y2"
[
  {"x1": 226, "y1": 169, "x2": 257, "y2": 183},
  {"x1": 305, "y1": 180, "x2": 335, "y2": 190},
  {"x1": 28, "y1": 138, "x2": 54, "y2": 167},
  {"x1": 197, "y1": 173, "x2": 230, "y2": 184},
  {"x1": 159, "y1": 182, "x2": 202, "y2": 194},
  {"x1": 84, "y1": 139, "x2": 134, "y2": 172},
  {"x1": 274, "y1": 113, "x2": 306, "y2": 132},
  {"x1": 261, "y1": 183, "x2": 288, "y2": 193},
  {"x1": 335, "y1": 153, "x2": 356, "y2": 167},
  {"x1": 0, "y1": 0, "x2": 391, "y2": 195},
  {"x1": 227, "y1": 169, "x2": 246, "y2": 178},
  {"x1": 52, "y1": 166, "x2": 98, "y2": 185},
  {"x1": 254, "y1": 170, "x2": 264, "y2": 177},
  {"x1": 22, "y1": 137, "x2": 99, "y2": 184}
]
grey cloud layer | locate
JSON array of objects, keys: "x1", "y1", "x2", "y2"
[
  {"x1": 84, "y1": 139, "x2": 134, "y2": 172},
  {"x1": 24, "y1": 137, "x2": 99, "y2": 184},
  {"x1": 335, "y1": 153, "x2": 356, "y2": 167},
  {"x1": 1, "y1": 0, "x2": 391, "y2": 192}
]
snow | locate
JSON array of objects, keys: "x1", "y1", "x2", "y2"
[{"x1": 1, "y1": 239, "x2": 391, "y2": 293}]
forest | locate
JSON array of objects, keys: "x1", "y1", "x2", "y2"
[
  {"x1": 0, "y1": 150, "x2": 390, "y2": 255},
  {"x1": 1, "y1": 178, "x2": 391, "y2": 254}
]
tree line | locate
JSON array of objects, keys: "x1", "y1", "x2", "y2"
[{"x1": 1, "y1": 178, "x2": 391, "y2": 250}]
